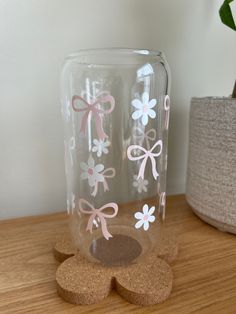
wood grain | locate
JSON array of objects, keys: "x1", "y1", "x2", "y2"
[{"x1": 0, "y1": 195, "x2": 235, "y2": 313}]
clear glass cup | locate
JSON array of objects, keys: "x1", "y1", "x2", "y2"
[{"x1": 61, "y1": 48, "x2": 170, "y2": 266}]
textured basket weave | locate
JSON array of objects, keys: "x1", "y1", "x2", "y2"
[{"x1": 186, "y1": 97, "x2": 236, "y2": 234}]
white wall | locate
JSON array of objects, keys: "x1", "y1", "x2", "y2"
[{"x1": 0, "y1": 0, "x2": 235, "y2": 219}]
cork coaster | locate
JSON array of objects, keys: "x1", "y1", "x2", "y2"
[
  {"x1": 53, "y1": 234, "x2": 75, "y2": 263},
  {"x1": 53, "y1": 230, "x2": 178, "y2": 265},
  {"x1": 54, "y1": 231, "x2": 178, "y2": 306},
  {"x1": 56, "y1": 250, "x2": 173, "y2": 306}
]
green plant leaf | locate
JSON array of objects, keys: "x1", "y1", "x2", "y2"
[{"x1": 219, "y1": 0, "x2": 236, "y2": 31}]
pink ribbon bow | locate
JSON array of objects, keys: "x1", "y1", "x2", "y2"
[
  {"x1": 72, "y1": 93, "x2": 115, "y2": 140},
  {"x1": 127, "y1": 140, "x2": 163, "y2": 180},
  {"x1": 78, "y1": 199, "x2": 118, "y2": 240},
  {"x1": 133, "y1": 127, "x2": 156, "y2": 150},
  {"x1": 164, "y1": 95, "x2": 170, "y2": 130},
  {"x1": 91, "y1": 168, "x2": 116, "y2": 197}
]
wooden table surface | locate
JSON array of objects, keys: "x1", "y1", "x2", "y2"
[{"x1": 0, "y1": 194, "x2": 235, "y2": 314}]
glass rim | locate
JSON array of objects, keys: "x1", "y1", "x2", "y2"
[{"x1": 65, "y1": 48, "x2": 166, "y2": 65}]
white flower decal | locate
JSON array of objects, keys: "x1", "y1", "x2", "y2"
[
  {"x1": 133, "y1": 175, "x2": 148, "y2": 193},
  {"x1": 92, "y1": 138, "x2": 110, "y2": 157},
  {"x1": 80, "y1": 155, "x2": 104, "y2": 187},
  {"x1": 131, "y1": 92, "x2": 157, "y2": 126},
  {"x1": 134, "y1": 204, "x2": 155, "y2": 231}
]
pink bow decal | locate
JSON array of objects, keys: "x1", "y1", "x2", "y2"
[
  {"x1": 78, "y1": 199, "x2": 118, "y2": 240},
  {"x1": 133, "y1": 127, "x2": 156, "y2": 150},
  {"x1": 164, "y1": 95, "x2": 170, "y2": 130},
  {"x1": 91, "y1": 168, "x2": 116, "y2": 197},
  {"x1": 127, "y1": 140, "x2": 163, "y2": 180},
  {"x1": 72, "y1": 93, "x2": 115, "y2": 140}
]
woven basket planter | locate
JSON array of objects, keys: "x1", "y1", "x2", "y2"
[{"x1": 186, "y1": 97, "x2": 236, "y2": 234}]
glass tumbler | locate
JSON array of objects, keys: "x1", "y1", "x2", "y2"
[{"x1": 61, "y1": 48, "x2": 170, "y2": 266}]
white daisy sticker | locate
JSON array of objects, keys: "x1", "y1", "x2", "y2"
[
  {"x1": 131, "y1": 92, "x2": 157, "y2": 126},
  {"x1": 134, "y1": 204, "x2": 155, "y2": 231},
  {"x1": 80, "y1": 155, "x2": 104, "y2": 187},
  {"x1": 92, "y1": 138, "x2": 110, "y2": 157},
  {"x1": 133, "y1": 175, "x2": 148, "y2": 193}
]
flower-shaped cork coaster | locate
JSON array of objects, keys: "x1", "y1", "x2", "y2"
[{"x1": 54, "y1": 231, "x2": 178, "y2": 306}]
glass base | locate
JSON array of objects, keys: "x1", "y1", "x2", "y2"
[
  {"x1": 72, "y1": 221, "x2": 162, "y2": 267},
  {"x1": 89, "y1": 234, "x2": 142, "y2": 266}
]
